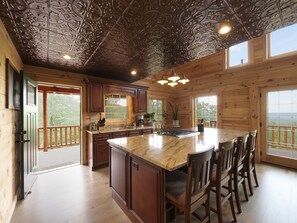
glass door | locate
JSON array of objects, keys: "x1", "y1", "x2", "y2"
[{"x1": 261, "y1": 86, "x2": 297, "y2": 169}]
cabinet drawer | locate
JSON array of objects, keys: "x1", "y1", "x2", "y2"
[
  {"x1": 94, "y1": 133, "x2": 111, "y2": 141},
  {"x1": 112, "y1": 131, "x2": 128, "y2": 138},
  {"x1": 128, "y1": 130, "x2": 141, "y2": 136},
  {"x1": 142, "y1": 128, "x2": 153, "y2": 135}
]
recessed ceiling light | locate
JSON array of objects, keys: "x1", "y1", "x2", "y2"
[
  {"x1": 131, "y1": 70, "x2": 137, "y2": 75},
  {"x1": 218, "y1": 22, "x2": 232, "y2": 35},
  {"x1": 63, "y1": 55, "x2": 71, "y2": 60}
]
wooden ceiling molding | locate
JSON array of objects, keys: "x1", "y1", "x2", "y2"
[{"x1": 1, "y1": 0, "x2": 297, "y2": 82}]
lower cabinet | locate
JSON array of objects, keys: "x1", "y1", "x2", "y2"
[
  {"x1": 110, "y1": 147, "x2": 128, "y2": 204},
  {"x1": 110, "y1": 145, "x2": 165, "y2": 223},
  {"x1": 87, "y1": 132, "x2": 111, "y2": 170},
  {"x1": 93, "y1": 141, "x2": 109, "y2": 166},
  {"x1": 129, "y1": 155, "x2": 164, "y2": 223},
  {"x1": 88, "y1": 128, "x2": 153, "y2": 171}
]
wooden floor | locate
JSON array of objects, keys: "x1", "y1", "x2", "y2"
[{"x1": 11, "y1": 163, "x2": 297, "y2": 223}]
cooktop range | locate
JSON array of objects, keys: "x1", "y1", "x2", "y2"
[{"x1": 157, "y1": 129, "x2": 199, "y2": 138}]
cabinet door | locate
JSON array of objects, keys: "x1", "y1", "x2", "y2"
[
  {"x1": 93, "y1": 142, "x2": 109, "y2": 166},
  {"x1": 133, "y1": 89, "x2": 147, "y2": 113},
  {"x1": 110, "y1": 147, "x2": 127, "y2": 204},
  {"x1": 88, "y1": 83, "x2": 104, "y2": 112},
  {"x1": 129, "y1": 156, "x2": 164, "y2": 223}
]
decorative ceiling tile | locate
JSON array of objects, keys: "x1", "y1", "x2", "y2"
[{"x1": 1, "y1": 0, "x2": 297, "y2": 82}]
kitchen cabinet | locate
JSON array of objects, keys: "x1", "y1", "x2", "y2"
[
  {"x1": 110, "y1": 147, "x2": 128, "y2": 205},
  {"x1": 87, "y1": 127, "x2": 153, "y2": 170},
  {"x1": 127, "y1": 130, "x2": 141, "y2": 137},
  {"x1": 129, "y1": 155, "x2": 163, "y2": 223},
  {"x1": 87, "y1": 132, "x2": 111, "y2": 170},
  {"x1": 133, "y1": 88, "x2": 147, "y2": 113},
  {"x1": 109, "y1": 148, "x2": 164, "y2": 223},
  {"x1": 142, "y1": 128, "x2": 153, "y2": 135},
  {"x1": 87, "y1": 82, "x2": 104, "y2": 112}
]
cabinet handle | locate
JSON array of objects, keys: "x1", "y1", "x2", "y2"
[{"x1": 132, "y1": 161, "x2": 139, "y2": 171}]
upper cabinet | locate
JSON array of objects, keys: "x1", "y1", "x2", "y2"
[
  {"x1": 133, "y1": 88, "x2": 147, "y2": 113},
  {"x1": 88, "y1": 82, "x2": 104, "y2": 112},
  {"x1": 87, "y1": 80, "x2": 147, "y2": 113}
]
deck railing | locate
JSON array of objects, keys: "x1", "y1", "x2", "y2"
[
  {"x1": 267, "y1": 125, "x2": 297, "y2": 150},
  {"x1": 38, "y1": 125, "x2": 80, "y2": 150}
]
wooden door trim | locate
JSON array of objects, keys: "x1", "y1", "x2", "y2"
[{"x1": 260, "y1": 85, "x2": 297, "y2": 169}]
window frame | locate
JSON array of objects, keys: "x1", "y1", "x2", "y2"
[
  {"x1": 193, "y1": 94, "x2": 218, "y2": 127},
  {"x1": 147, "y1": 98, "x2": 164, "y2": 122},
  {"x1": 226, "y1": 40, "x2": 251, "y2": 69},
  {"x1": 267, "y1": 30, "x2": 297, "y2": 60},
  {"x1": 104, "y1": 94, "x2": 128, "y2": 122}
]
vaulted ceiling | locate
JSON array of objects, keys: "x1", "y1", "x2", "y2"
[{"x1": 1, "y1": 0, "x2": 297, "y2": 82}]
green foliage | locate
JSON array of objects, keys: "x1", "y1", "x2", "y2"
[
  {"x1": 38, "y1": 93, "x2": 80, "y2": 127},
  {"x1": 195, "y1": 102, "x2": 217, "y2": 122},
  {"x1": 144, "y1": 112, "x2": 156, "y2": 122}
]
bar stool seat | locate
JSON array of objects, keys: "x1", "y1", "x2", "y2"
[{"x1": 166, "y1": 147, "x2": 215, "y2": 223}]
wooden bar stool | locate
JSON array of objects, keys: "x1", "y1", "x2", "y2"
[
  {"x1": 211, "y1": 139, "x2": 237, "y2": 223},
  {"x1": 233, "y1": 134, "x2": 249, "y2": 213},
  {"x1": 166, "y1": 146, "x2": 215, "y2": 223},
  {"x1": 244, "y1": 130, "x2": 259, "y2": 195}
]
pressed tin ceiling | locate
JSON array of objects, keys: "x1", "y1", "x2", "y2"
[{"x1": 1, "y1": 0, "x2": 297, "y2": 82}]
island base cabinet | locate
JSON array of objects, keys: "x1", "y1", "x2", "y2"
[
  {"x1": 110, "y1": 147, "x2": 128, "y2": 205},
  {"x1": 129, "y1": 156, "x2": 165, "y2": 223}
]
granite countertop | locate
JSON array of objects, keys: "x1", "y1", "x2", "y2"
[
  {"x1": 108, "y1": 128, "x2": 248, "y2": 171},
  {"x1": 86, "y1": 126, "x2": 153, "y2": 134}
]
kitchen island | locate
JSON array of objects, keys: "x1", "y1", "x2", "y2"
[{"x1": 108, "y1": 128, "x2": 248, "y2": 223}]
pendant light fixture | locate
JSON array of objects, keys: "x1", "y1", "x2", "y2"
[
  {"x1": 157, "y1": 76, "x2": 169, "y2": 85},
  {"x1": 156, "y1": 68, "x2": 190, "y2": 87},
  {"x1": 178, "y1": 75, "x2": 189, "y2": 84},
  {"x1": 167, "y1": 69, "x2": 180, "y2": 82}
]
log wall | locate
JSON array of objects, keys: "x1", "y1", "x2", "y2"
[{"x1": 0, "y1": 21, "x2": 23, "y2": 223}]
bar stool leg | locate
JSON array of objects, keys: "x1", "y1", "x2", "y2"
[{"x1": 228, "y1": 179, "x2": 237, "y2": 222}]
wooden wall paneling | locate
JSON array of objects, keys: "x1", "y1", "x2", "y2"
[
  {"x1": 222, "y1": 88, "x2": 250, "y2": 130},
  {"x1": 0, "y1": 20, "x2": 23, "y2": 223},
  {"x1": 249, "y1": 86, "x2": 261, "y2": 162}
]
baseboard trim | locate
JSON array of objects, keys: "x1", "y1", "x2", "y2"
[{"x1": 7, "y1": 195, "x2": 17, "y2": 223}]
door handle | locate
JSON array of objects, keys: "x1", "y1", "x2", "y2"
[
  {"x1": 132, "y1": 161, "x2": 139, "y2": 171},
  {"x1": 16, "y1": 139, "x2": 30, "y2": 144}
]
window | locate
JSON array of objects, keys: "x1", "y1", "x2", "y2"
[
  {"x1": 105, "y1": 95, "x2": 127, "y2": 120},
  {"x1": 194, "y1": 96, "x2": 217, "y2": 127},
  {"x1": 228, "y1": 41, "x2": 248, "y2": 67},
  {"x1": 148, "y1": 99, "x2": 163, "y2": 121},
  {"x1": 270, "y1": 23, "x2": 297, "y2": 57}
]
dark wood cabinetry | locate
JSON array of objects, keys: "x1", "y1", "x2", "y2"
[
  {"x1": 88, "y1": 82, "x2": 104, "y2": 112},
  {"x1": 128, "y1": 130, "x2": 141, "y2": 137},
  {"x1": 87, "y1": 132, "x2": 111, "y2": 170},
  {"x1": 109, "y1": 147, "x2": 165, "y2": 223},
  {"x1": 87, "y1": 128, "x2": 152, "y2": 170},
  {"x1": 129, "y1": 156, "x2": 164, "y2": 223},
  {"x1": 142, "y1": 128, "x2": 153, "y2": 135},
  {"x1": 110, "y1": 147, "x2": 128, "y2": 205},
  {"x1": 133, "y1": 89, "x2": 147, "y2": 113},
  {"x1": 87, "y1": 81, "x2": 147, "y2": 114}
]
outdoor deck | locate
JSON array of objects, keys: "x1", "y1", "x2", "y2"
[{"x1": 36, "y1": 145, "x2": 80, "y2": 172}]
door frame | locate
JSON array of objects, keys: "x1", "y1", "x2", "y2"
[
  {"x1": 37, "y1": 83, "x2": 83, "y2": 165},
  {"x1": 260, "y1": 85, "x2": 297, "y2": 169}
]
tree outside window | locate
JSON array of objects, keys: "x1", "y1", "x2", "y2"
[
  {"x1": 148, "y1": 99, "x2": 163, "y2": 122},
  {"x1": 194, "y1": 96, "x2": 217, "y2": 126}
]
